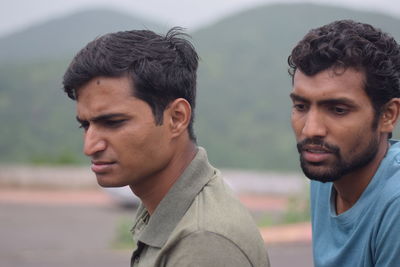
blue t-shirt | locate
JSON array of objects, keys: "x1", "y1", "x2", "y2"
[{"x1": 311, "y1": 140, "x2": 400, "y2": 267}]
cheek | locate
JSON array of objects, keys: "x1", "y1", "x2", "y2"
[
  {"x1": 123, "y1": 125, "x2": 167, "y2": 155},
  {"x1": 339, "y1": 124, "x2": 373, "y2": 154},
  {"x1": 291, "y1": 117, "x2": 303, "y2": 137},
  {"x1": 110, "y1": 129, "x2": 145, "y2": 158},
  {"x1": 124, "y1": 134, "x2": 149, "y2": 155}
]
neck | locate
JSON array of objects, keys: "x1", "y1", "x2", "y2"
[
  {"x1": 334, "y1": 139, "x2": 389, "y2": 214},
  {"x1": 130, "y1": 142, "x2": 197, "y2": 215}
]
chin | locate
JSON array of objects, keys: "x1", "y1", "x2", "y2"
[
  {"x1": 301, "y1": 164, "x2": 341, "y2": 183},
  {"x1": 96, "y1": 175, "x2": 124, "y2": 188},
  {"x1": 304, "y1": 173, "x2": 340, "y2": 183}
]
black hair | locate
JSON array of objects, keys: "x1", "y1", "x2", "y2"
[
  {"x1": 288, "y1": 20, "x2": 400, "y2": 130},
  {"x1": 63, "y1": 27, "x2": 199, "y2": 141}
]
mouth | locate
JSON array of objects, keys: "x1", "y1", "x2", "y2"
[
  {"x1": 304, "y1": 146, "x2": 330, "y2": 153},
  {"x1": 301, "y1": 145, "x2": 332, "y2": 163},
  {"x1": 91, "y1": 160, "x2": 117, "y2": 174}
]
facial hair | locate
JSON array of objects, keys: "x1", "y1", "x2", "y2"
[{"x1": 297, "y1": 136, "x2": 379, "y2": 183}]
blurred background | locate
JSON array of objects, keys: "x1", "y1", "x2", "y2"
[{"x1": 1, "y1": 0, "x2": 400, "y2": 266}]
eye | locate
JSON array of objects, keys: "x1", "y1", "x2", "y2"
[
  {"x1": 293, "y1": 103, "x2": 307, "y2": 112},
  {"x1": 104, "y1": 120, "x2": 126, "y2": 128},
  {"x1": 78, "y1": 122, "x2": 89, "y2": 131},
  {"x1": 330, "y1": 106, "x2": 349, "y2": 115}
]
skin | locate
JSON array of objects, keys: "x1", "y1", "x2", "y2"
[
  {"x1": 76, "y1": 75, "x2": 196, "y2": 214},
  {"x1": 290, "y1": 68, "x2": 400, "y2": 214}
]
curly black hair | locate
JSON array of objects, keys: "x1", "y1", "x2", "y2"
[
  {"x1": 63, "y1": 27, "x2": 199, "y2": 141},
  {"x1": 288, "y1": 20, "x2": 400, "y2": 119}
]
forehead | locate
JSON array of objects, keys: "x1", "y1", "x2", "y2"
[
  {"x1": 77, "y1": 75, "x2": 133, "y2": 98},
  {"x1": 76, "y1": 76, "x2": 141, "y2": 117},
  {"x1": 292, "y1": 68, "x2": 369, "y2": 103}
]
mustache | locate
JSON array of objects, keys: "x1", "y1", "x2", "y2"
[{"x1": 297, "y1": 138, "x2": 340, "y2": 154}]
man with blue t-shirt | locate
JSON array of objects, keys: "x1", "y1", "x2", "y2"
[{"x1": 288, "y1": 20, "x2": 400, "y2": 266}]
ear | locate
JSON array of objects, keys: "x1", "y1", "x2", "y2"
[
  {"x1": 379, "y1": 98, "x2": 400, "y2": 134},
  {"x1": 165, "y1": 98, "x2": 192, "y2": 138}
]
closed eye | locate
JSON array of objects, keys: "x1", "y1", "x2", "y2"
[
  {"x1": 78, "y1": 121, "x2": 89, "y2": 130},
  {"x1": 329, "y1": 106, "x2": 349, "y2": 116},
  {"x1": 293, "y1": 103, "x2": 307, "y2": 112},
  {"x1": 102, "y1": 119, "x2": 127, "y2": 128}
]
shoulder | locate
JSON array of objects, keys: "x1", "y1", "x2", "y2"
[
  {"x1": 370, "y1": 146, "x2": 400, "y2": 258},
  {"x1": 165, "y1": 230, "x2": 268, "y2": 267},
  {"x1": 166, "y1": 173, "x2": 269, "y2": 266},
  {"x1": 374, "y1": 192, "x2": 400, "y2": 226},
  {"x1": 191, "y1": 173, "x2": 265, "y2": 244},
  {"x1": 180, "y1": 171, "x2": 260, "y2": 232},
  {"x1": 382, "y1": 141, "x2": 400, "y2": 180},
  {"x1": 371, "y1": 194, "x2": 400, "y2": 264},
  {"x1": 376, "y1": 145, "x2": 400, "y2": 207}
]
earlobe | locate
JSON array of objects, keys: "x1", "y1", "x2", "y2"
[
  {"x1": 168, "y1": 98, "x2": 191, "y2": 138},
  {"x1": 380, "y1": 98, "x2": 400, "y2": 133}
]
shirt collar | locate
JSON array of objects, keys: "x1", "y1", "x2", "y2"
[{"x1": 132, "y1": 147, "x2": 215, "y2": 248}]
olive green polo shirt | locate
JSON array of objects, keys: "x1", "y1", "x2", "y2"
[{"x1": 131, "y1": 147, "x2": 270, "y2": 267}]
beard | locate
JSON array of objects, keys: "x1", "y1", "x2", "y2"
[{"x1": 297, "y1": 136, "x2": 379, "y2": 183}]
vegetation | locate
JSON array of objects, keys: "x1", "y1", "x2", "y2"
[
  {"x1": 1, "y1": 4, "x2": 399, "y2": 170},
  {"x1": 112, "y1": 216, "x2": 136, "y2": 250},
  {"x1": 257, "y1": 193, "x2": 310, "y2": 227}
]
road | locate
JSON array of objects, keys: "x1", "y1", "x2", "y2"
[{"x1": 0, "y1": 190, "x2": 312, "y2": 267}]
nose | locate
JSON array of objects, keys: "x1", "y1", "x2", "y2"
[
  {"x1": 83, "y1": 127, "x2": 106, "y2": 156},
  {"x1": 301, "y1": 110, "x2": 327, "y2": 138}
]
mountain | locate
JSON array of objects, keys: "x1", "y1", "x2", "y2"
[
  {"x1": 1, "y1": 4, "x2": 399, "y2": 170},
  {"x1": 192, "y1": 3, "x2": 400, "y2": 169},
  {"x1": 0, "y1": 8, "x2": 163, "y2": 63},
  {"x1": 0, "y1": 9, "x2": 163, "y2": 164}
]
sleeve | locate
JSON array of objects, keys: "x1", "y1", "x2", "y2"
[
  {"x1": 374, "y1": 195, "x2": 400, "y2": 266},
  {"x1": 164, "y1": 230, "x2": 255, "y2": 267}
]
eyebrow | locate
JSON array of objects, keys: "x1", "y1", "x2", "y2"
[
  {"x1": 76, "y1": 113, "x2": 128, "y2": 123},
  {"x1": 290, "y1": 93, "x2": 309, "y2": 103},
  {"x1": 289, "y1": 93, "x2": 358, "y2": 107}
]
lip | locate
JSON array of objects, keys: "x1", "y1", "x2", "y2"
[
  {"x1": 91, "y1": 161, "x2": 116, "y2": 173},
  {"x1": 301, "y1": 145, "x2": 332, "y2": 163}
]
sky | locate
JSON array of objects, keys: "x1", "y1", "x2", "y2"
[{"x1": 1, "y1": 0, "x2": 400, "y2": 37}]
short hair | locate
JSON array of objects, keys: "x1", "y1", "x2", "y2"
[
  {"x1": 63, "y1": 27, "x2": 199, "y2": 141},
  {"x1": 288, "y1": 20, "x2": 400, "y2": 121}
]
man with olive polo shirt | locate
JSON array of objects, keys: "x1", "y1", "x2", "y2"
[{"x1": 63, "y1": 27, "x2": 270, "y2": 267}]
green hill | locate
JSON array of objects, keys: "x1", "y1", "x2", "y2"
[
  {"x1": 1, "y1": 3, "x2": 399, "y2": 170},
  {"x1": 0, "y1": 8, "x2": 163, "y2": 63},
  {"x1": 193, "y1": 3, "x2": 400, "y2": 169},
  {"x1": 0, "y1": 9, "x2": 163, "y2": 164}
]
